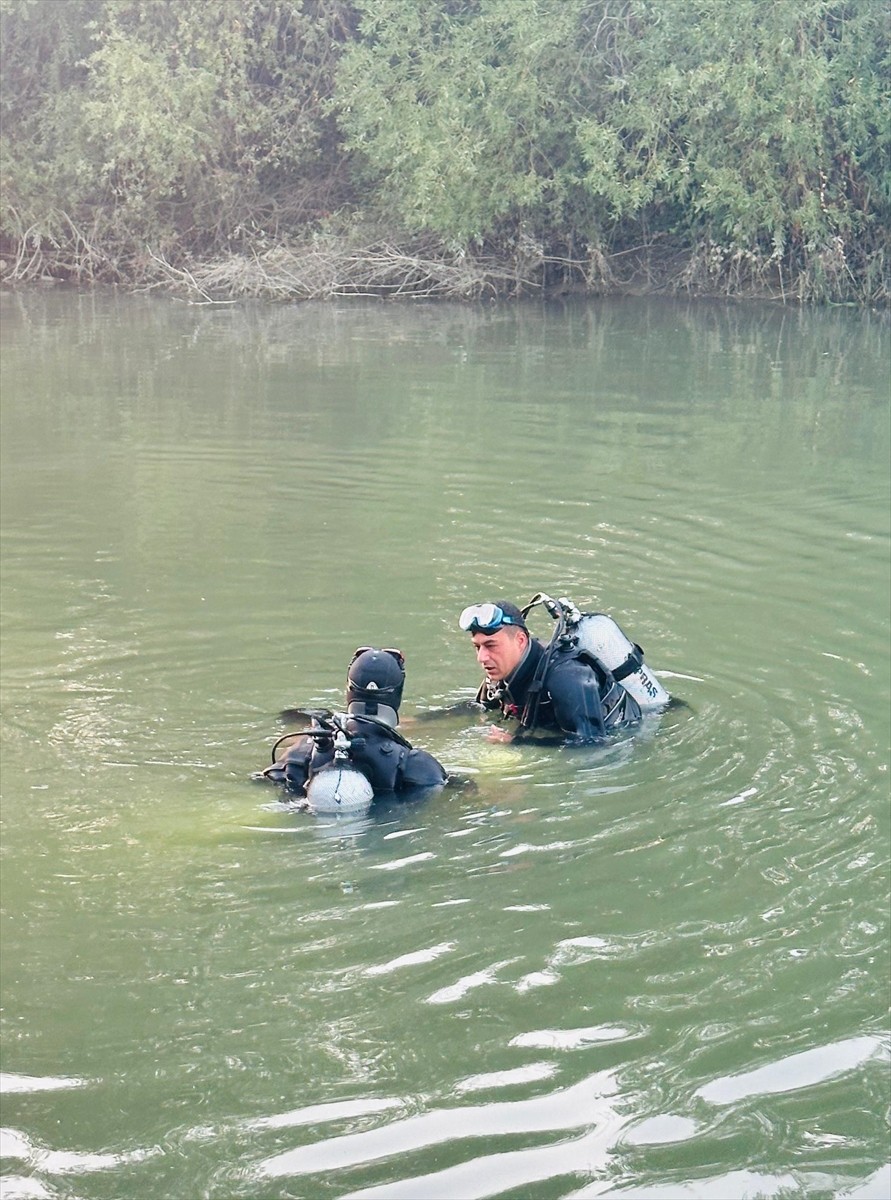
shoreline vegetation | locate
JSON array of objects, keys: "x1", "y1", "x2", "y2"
[{"x1": 1, "y1": 0, "x2": 888, "y2": 306}]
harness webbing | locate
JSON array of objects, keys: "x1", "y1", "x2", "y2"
[
  {"x1": 610, "y1": 644, "x2": 644, "y2": 682},
  {"x1": 517, "y1": 604, "x2": 565, "y2": 734}
]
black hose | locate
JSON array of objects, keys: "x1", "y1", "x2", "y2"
[
  {"x1": 517, "y1": 598, "x2": 567, "y2": 733},
  {"x1": 270, "y1": 710, "x2": 412, "y2": 763},
  {"x1": 271, "y1": 718, "x2": 339, "y2": 762}
]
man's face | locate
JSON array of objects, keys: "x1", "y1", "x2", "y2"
[{"x1": 471, "y1": 627, "x2": 528, "y2": 683}]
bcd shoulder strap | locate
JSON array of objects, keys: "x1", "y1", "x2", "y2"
[{"x1": 611, "y1": 643, "x2": 644, "y2": 682}]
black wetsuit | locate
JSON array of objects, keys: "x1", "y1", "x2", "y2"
[
  {"x1": 477, "y1": 638, "x2": 641, "y2": 743},
  {"x1": 262, "y1": 715, "x2": 448, "y2": 797}
]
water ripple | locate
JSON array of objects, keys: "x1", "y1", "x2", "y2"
[
  {"x1": 254, "y1": 1068, "x2": 618, "y2": 1179},
  {"x1": 695, "y1": 1035, "x2": 889, "y2": 1105}
]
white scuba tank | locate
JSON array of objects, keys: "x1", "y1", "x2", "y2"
[
  {"x1": 565, "y1": 606, "x2": 670, "y2": 712},
  {"x1": 306, "y1": 764, "x2": 374, "y2": 814},
  {"x1": 305, "y1": 727, "x2": 374, "y2": 814}
]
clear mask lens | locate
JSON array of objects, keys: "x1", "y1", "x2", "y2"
[{"x1": 459, "y1": 604, "x2": 516, "y2": 634}]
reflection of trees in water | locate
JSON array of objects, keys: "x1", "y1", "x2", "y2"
[{"x1": 5, "y1": 286, "x2": 886, "y2": 383}]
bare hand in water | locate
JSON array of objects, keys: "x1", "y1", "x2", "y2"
[{"x1": 486, "y1": 725, "x2": 514, "y2": 744}]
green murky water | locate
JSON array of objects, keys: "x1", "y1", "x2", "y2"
[{"x1": 1, "y1": 291, "x2": 889, "y2": 1199}]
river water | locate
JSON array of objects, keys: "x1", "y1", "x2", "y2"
[{"x1": 1, "y1": 290, "x2": 888, "y2": 1200}]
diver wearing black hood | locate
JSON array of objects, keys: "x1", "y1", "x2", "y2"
[{"x1": 260, "y1": 647, "x2": 448, "y2": 797}]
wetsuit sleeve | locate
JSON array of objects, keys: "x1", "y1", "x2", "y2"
[
  {"x1": 398, "y1": 747, "x2": 448, "y2": 789},
  {"x1": 262, "y1": 735, "x2": 315, "y2": 793},
  {"x1": 546, "y1": 659, "x2": 608, "y2": 743}
]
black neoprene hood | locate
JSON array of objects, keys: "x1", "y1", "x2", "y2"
[{"x1": 347, "y1": 648, "x2": 405, "y2": 713}]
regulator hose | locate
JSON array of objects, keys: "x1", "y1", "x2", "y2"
[
  {"x1": 517, "y1": 593, "x2": 567, "y2": 734},
  {"x1": 270, "y1": 711, "x2": 413, "y2": 763}
]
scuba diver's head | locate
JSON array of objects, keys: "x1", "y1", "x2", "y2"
[
  {"x1": 459, "y1": 600, "x2": 530, "y2": 683},
  {"x1": 346, "y1": 647, "x2": 405, "y2": 726}
]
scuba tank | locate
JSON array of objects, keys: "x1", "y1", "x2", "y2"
[
  {"x1": 524, "y1": 593, "x2": 670, "y2": 713},
  {"x1": 304, "y1": 725, "x2": 374, "y2": 814},
  {"x1": 270, "y1": 716, "x2": 375, "y2": 814},
  {"x1": 572, "y1": 611, "x2": 669, "y2": 711}
]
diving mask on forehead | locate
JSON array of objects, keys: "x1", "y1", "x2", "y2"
[{"x1": 458, "y1": 604, "x2": 522, "y2": 635}]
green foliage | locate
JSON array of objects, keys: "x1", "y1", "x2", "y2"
[
  {"x1": 0, "y1": 1, "x2": 102, "y2": 208},
  {"x1": 0, "y1": 0, "x2": 887, "y2": 300},
  {"x1": 601, "y1": 1, "x2": 891, "y2": 281},
  {"x1": 336, "y1": 0, "x2": 890, "y2": 299},
  {"x1": 336, "y1": 0, "x2": 594, "y2": 245},
  {"x1": 0, "y1": 0, "x2": 357, "y2": 276}
]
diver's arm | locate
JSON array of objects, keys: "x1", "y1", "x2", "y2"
[
  {"x1": 399, "y1": 748, "x2": 449, "y2": 789},
  {"x1": 262, "y1": 735, "x2": 315, "y2": 793}
]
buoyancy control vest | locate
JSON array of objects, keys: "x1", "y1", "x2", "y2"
[{"x1": 477, "y1": 633, "x2": 640, "y2": 741}]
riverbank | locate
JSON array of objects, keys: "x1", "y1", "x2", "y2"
[{"x1": 2, "y1": 229, "x2": 882, "y2": 307}]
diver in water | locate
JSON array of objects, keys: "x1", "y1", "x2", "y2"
[
  {"x1": 459, "y1": 599, "x2": 644, "y2": 744},
  {"x1": 258, "y1": 647, "x2": 448, "y2": 800}
]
